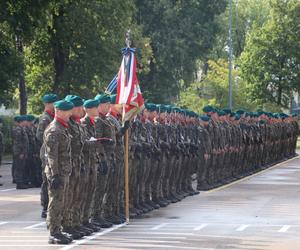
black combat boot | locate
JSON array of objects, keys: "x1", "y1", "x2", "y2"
[
  {"x1": 141, "y1": 201, "x2": 154, "y2": 211},
  {"x1": 129, "y1": 208, "x2": 138, "y2": 218},
  {"x1": 137, "y1": 203, "x2": 151, "y2": 213},
  {"x1": 145, "y1": 199, "x2": 160, "y2": 209},
  {"x1": 62, "y1": 227, "x2": 82, "y2": 240},
  {"x1": 91, "y1": 217, "x2": 113, "y2": 228},
  {"x1": 74, "y1": 226, "x2": 92, "y2": 236},
  {"x1": 105, "y1": 215, "x2": 123, "y2": 225},
  {"x1": 83, "y1": 222, "x2": 101, "y2": 232},
  {"x1": 48, "y1": 233, "x2": 72, "y2": 244}
]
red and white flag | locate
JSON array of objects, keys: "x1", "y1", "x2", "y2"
[{"x1": 116, "y1": 48, "x2": 144, "y2": 123}]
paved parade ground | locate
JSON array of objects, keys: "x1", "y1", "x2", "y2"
[{"x1": 1, "y1": 154, "x2": 300, "y2": 250}]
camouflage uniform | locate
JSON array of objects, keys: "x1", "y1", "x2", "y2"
[
  {"x1": 81, "y1": 116, "x2": 98, "y2": 225},
  {"x1": 36, "y1": 111, "x2": 54, "y2": 214},
  {"x1": 63, "y1": 117, "x2": 85, "y2": 230},
  {"x1": 92, "y1": 115, "x2": 113, "y2": 223},
  {"x1": 12, "y1": 124, "x2": 29, "y2": 186},
  {"x1": 44, "y1": 119, "x2": 72, "y2": 235}
]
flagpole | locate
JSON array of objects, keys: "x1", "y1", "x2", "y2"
[
  {"x1": 124, "y1": 125, "x2": 130, "y2": 224},
  {"x1": 124, "y1": 30, "x2": 131, "y2": 224}
]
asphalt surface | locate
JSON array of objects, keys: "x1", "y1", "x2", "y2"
[{"x1": 1, "y1": 154, "x2": 300, "y2": 250}]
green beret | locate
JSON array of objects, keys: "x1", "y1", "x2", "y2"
[
  {"x1": 218, "y1": 110, "x2": 226, "y2": 116},
  {"x1": 234, "y1": 114, "x2": 241, "y2": 120},
  {"x1": 42, "y1": 94, "x2": 58, "y2": 104},
  {"x1": 172, "y1": 107, "x2": 181, "y2": 113},
  {"x1": 200, "y1": 115, "x2": 210, "y2": 122},
  {"x1": 236, "y1": 109, "x2": 245, "y2": 115},
  {"x1": 164, "y1": 105, "x2": 172, "y2": 113},
  {"x1": 223, "y1": 108, "x2": 231, "y2": 114},
  {"x1": 145, "y1": 103, "x2": 156, "y2": 112},
  {"x1": 83, "y1": 99, "x2": 100, "y2": 109},
  {"x1": 15, "y1": 115, "x2": 27, "y2": 122},
  {"x1": 94, "y1": 94, "x2": 110, "y2": 104},
  {"x1": 109, "y1": 94, "x2": 117, "y2": 104},
  {"x1": 156, "y1": 104, "x2": 166, "y2": 113},
  {"x1": 26, "y1": 114, "x2": 35, "y2": 122},
  {"x1": 65, "y1": 95, "x2": 83, "y2": 107},
  {"x1": 230, "y1": 112, "x2": 236, "y2": 117},
  {"x1": 54, "y1": 100, "x2": 74, "y2": 111},
  {"x1": 203, "y1": 105, "x2": 214, "y2": 113},
  {"x1": 191, "y1": 111, "x2": 198, "y2": 117},
  {"x1": 14, "y1": 116, "x2": 22, "y2": 122}
]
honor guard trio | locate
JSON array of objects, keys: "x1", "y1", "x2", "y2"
[{"x1": 11, "y1": 93, "x2": 299, "y2": 244}]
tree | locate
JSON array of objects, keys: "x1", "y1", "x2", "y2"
[
  {"x1": 0, "y1": 0, "x2": 50, "y2": 113},
  {"x1": 135, "y1": 0, "x2": 227, "y2": 103},
  {"x1": 24, "y1": 0, "x2": 152, "y2": 113},
  {"x1": 0, "y1": 23, "x2": 21, "y2": 107},
  {"x1": 210, "y1": 0, "x2": 271, "y2": 60},
  {"x1": 240, "y1": 0, "x2": 300, "y2": 108},
  {"x1": 177, "y1": 59, "x2": 256, "y2": 113}
]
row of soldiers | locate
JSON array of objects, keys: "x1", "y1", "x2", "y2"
[
  {"x1": 12, "y1": 92, "x2": 298, "y2": 244},
  {"x1": 12, "y1": 115, "x2": 42, "y2": 189}
]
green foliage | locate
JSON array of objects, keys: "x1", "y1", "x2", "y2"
[
  {"x1": 2, "y1": 0, "x2": 296, "y2": 114},
  {"x1": 135, "y1": 0, "x2": 227, "y2": 103},
  {"x1": 240, "y1": 0, "x2": 300, "y2": 108},
  {"x1": 211, "y1": 0, "x2": 270, "y2": 59},
  {"x1": 0, "y1": 23, "x2": 21, "y2": 107},
  {"x1": 24, "y1": 0, "x2": 152, "y2": 113},
  {"x1": 177, "y1": 59, "x2": 256, "y2": 113}
]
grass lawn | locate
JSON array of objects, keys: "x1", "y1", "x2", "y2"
[{"x1": 297, "y1": 137, "x2": 300, "y2": 149}]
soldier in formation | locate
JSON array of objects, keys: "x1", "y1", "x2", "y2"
[
  {"x1": 11, "y1": 114, "x2": 41, "y2": 189},
  {"x1": 36, "y1": 94, "x2": 57, "y2": 218},
  {"x1": 12, "y1": 92, "x2": 298, "y2": 244}
]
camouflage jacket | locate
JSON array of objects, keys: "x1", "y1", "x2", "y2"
[
  {"x1": 12, "y1": 125, "x2": 29, "y2": 157},
  {"x1": 44, "y1": 120, "x2": 72, "y2": 176}
]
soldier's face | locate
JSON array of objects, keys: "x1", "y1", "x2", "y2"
[
  {"x1": 85, "y1": 107, "x2": 98, "y2": 118},
  {"x1": 45, "y1": 103, "x2": 54, "y2": 111},
  {"x1": 66, "y1": 110, "x2": 73, "y2": 120},
  {"x1": 72, "y1": 106, "x2": 84, "y2": 118},
  {"x1": 98, "y1": 103, "x2": 110, "y2": 114},
  {"x1": 55, "y1": 109, "x2": 72, "y2": 121}
]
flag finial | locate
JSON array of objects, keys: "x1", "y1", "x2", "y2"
[{"x1": 125, "y1": 29, "x2": 131, "y2": 48}]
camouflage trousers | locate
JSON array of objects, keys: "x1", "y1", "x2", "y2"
[
  {"x1": 62, "y1": 158, "x2": 81, "y2": 228},
  {"x1": 13, "y1": 155, "x2": 26, "y2": 184},
  {"x1": 81, "y1": 166, "x2": 97, "y2": 224},
  {"x1": 103, "y1": 154, "x2": 116, "y2": 218},
  {"x1": 92, "y1": 164, "x2": 108, "y2": 219},
  {"x1": 40, "y1": 171, "x2": 49, "y2": 211},
  {"x1": 47, "y1": 175, "x2": 69, "y2": 235},
  {"x1": 150, "y1": 156, "x2": 161, "y2": 200}
]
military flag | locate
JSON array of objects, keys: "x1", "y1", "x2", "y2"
[{"x1": 115, "y1": 47, "x2": 144, "y2": 123}]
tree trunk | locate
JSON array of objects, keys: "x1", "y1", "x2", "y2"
[
  {"x1": 49, "y1": 7, "x2": 66, "y2": 94},
  {"x1": 277, "y1": 86, "x2": 282, "y2": 106},
  {"x1": 16, "y1": 34, "x2": 27, "y2": 115}
]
